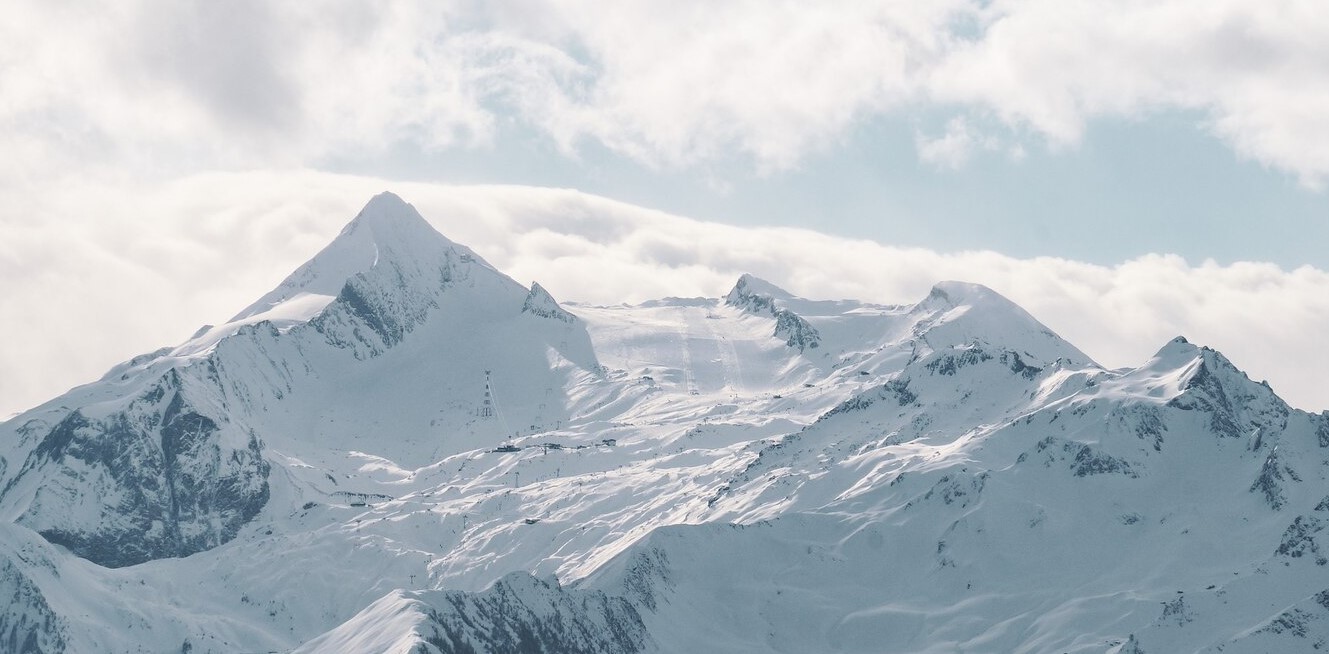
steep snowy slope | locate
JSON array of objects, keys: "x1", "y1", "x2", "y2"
[
  {"x1": 570, "y1": 334, "x2": 1329, "y2": 653},
  {"x1": 0, "y1": 192, "x2": 601, "y2": 570},
  {"x1": 1, "y1": 192, "x2": 1326, "y2": 654}
]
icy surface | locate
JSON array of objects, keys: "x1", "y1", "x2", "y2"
[{"x1": 2, "y1": 194, "x2": 1328, "y2": 653}]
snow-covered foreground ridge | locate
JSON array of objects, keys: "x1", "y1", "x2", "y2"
[{"x1": 2, "y1": 192, "x2": 1328, "y2": 653}]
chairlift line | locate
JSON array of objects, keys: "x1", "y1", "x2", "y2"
[
  {"x1": 479, "y1": 370, "x2": 494, "y2": 418},
  {"x1": 479, "y1": 369, "x2": 515, "y2": 446}
]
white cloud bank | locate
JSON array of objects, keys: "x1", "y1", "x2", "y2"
[
  {"x1": 3, "y1": 1, "x2": 1329, "y2": 183},
  {"x1": 2, "y1": 3, "x2": 1326, "y2": 414},
  {"x1": 2, "y1": 172, "x2": 1326, "y2": 416}
]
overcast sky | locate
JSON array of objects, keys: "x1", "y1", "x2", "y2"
[{"x1": 3, "y1": 1, "x2": 1328, "y2": 415}]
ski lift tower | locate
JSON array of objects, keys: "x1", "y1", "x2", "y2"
[{"x1": 479, "y1": 370, "x2": 495, "y2": 419}]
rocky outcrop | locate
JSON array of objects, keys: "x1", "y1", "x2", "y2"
[
  {"x1": 5, "y1": 371, "x2": 269, "y2": 568},
  {"x1": 725, "y1": 274, "x2": 820, "y2": 352},
  {"x1": 1016, "y1": 436, "x2": 1139, "y2": 478},
  {"x1": 0, "y1": 554, "x2": 65, "y2": 654},
  {"x1": 296, "y1": 573, "x2": 652, "y2": 654},
  {"x1": 311, "y1": 256, "x2": 453, "y2": 358},
  {"x1": 522, "y1": 282, "x2": 577, "y2": 323},
  {"x1": 1166, "y1": 342, "x2": 1289, "y2": 440},
  {"x1": 1250, "y1": 445, "x2": 1291, "y2": 510},
  {"x1": 772, "y1": 308, "x2": 819, "y2": 351}
]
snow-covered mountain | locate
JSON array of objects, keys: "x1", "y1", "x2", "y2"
[{"x1": 2, "y1": 193, "x2": 1327, "y2": 653}]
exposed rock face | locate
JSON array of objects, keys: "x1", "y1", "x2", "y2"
[
  {"x1": 722, "y1": 273, "x2": 784, "y2": 313},
  {"x1": 522, "y1": 282, "x2": 578, "y2": 323},
  {"x1": 725, "y1": 274, "x2": 820, "y2": 351},
  {"x1": 1276, "y1": 502, "x2": 1329, "y2": 565},
  {"x1": 1250, "y1": 446, "x2": 1291, "y2": 510},
  {"x1": 1023, "y1": 436, "x2": 1139, "y2": 478},
  {"x1": 309, "y1": 243, "x2": 462, "y2": 358},
  {"x1": 0, "y1": 554, "x2": 65, "y2": 654},
  {"x1": 296, "y1": 573, "x2": 652, "y2": 654},
  {"x1": 6, "y1": 371, "x2": 269, "y2": 568},
  {"x1": 1166, "y1": 341, "x2": 1289, "y2": 440},
  {"x1": 424, "y1": 574, "x2": 649, "y2": 654},
  {"x1": 772, "y1": 308, "x2": 819, "y2": 351}
]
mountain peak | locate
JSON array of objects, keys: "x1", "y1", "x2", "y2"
[
  {"x1": 336, "y1": 192, "x2": 450, "y2": 252},
  {"x1": 1152, "y1": 335, "x2": 1199, "y2": 362},
  {"x1": 725, "y1": 273, "x2": 794, "y2": 306},
  {"x1": 911, "y1": 280, "x2": 1095, "y2": 366},
  {"x1": 229, "y1": 193, "x2": 458, "y2": 323},
  {"x1": 722, "y1": 274, "x2": 821, "y2": 351},
  {"x1": 522, "y1": 282, "x2": 577, "y2": 323},
  {"x1": 341, "y1": 192, "x2": 435, "y2": 237},
  {"x1": 920, "y1": 281, "x2": 1004, "y2": 310},
  {"x1": 202, "y1": 192, "x2": 542, "y2": 359},
  {"x1": 1153, "y1": 337, "x2": 1248, "y2": 389},
  {"x1": 365, "y1": 190, "x2": 410, "y2": 210}
]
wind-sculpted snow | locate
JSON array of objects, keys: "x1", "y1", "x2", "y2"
[{"x1": 3, "y1": 193, "x2": 1329, "y2": 652}]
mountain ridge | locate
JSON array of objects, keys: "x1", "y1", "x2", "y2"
[{"x1": 1, "y1": 193, "x2": 1325, "y2": 653}]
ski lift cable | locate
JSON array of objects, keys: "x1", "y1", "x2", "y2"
[{"x1": 487, "y1": 371, "x2": 514, "y2": 440}]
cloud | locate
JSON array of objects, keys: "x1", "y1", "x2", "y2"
[
  {"x1": 916, "y1": 117, "x2": 987, "y2": 169},
  {"x1": 133, "y1": 1, "x2": 300, "y2": 133},
  {"x1": 4, "y1": 1, "x2": 1327, "y2": 183},
  {"x1": 2, "y1": 172, "x2": 1326, "y2": 417},
  {"x1": 2, "y1": 4, "x2": 1326, "y2": 415},
  {"x1": 0, "y1": 1, "x2": 496, "y2": 180},
  {"x1": 926, "y1": 0, "x2": 1329, "y2": 186}
]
